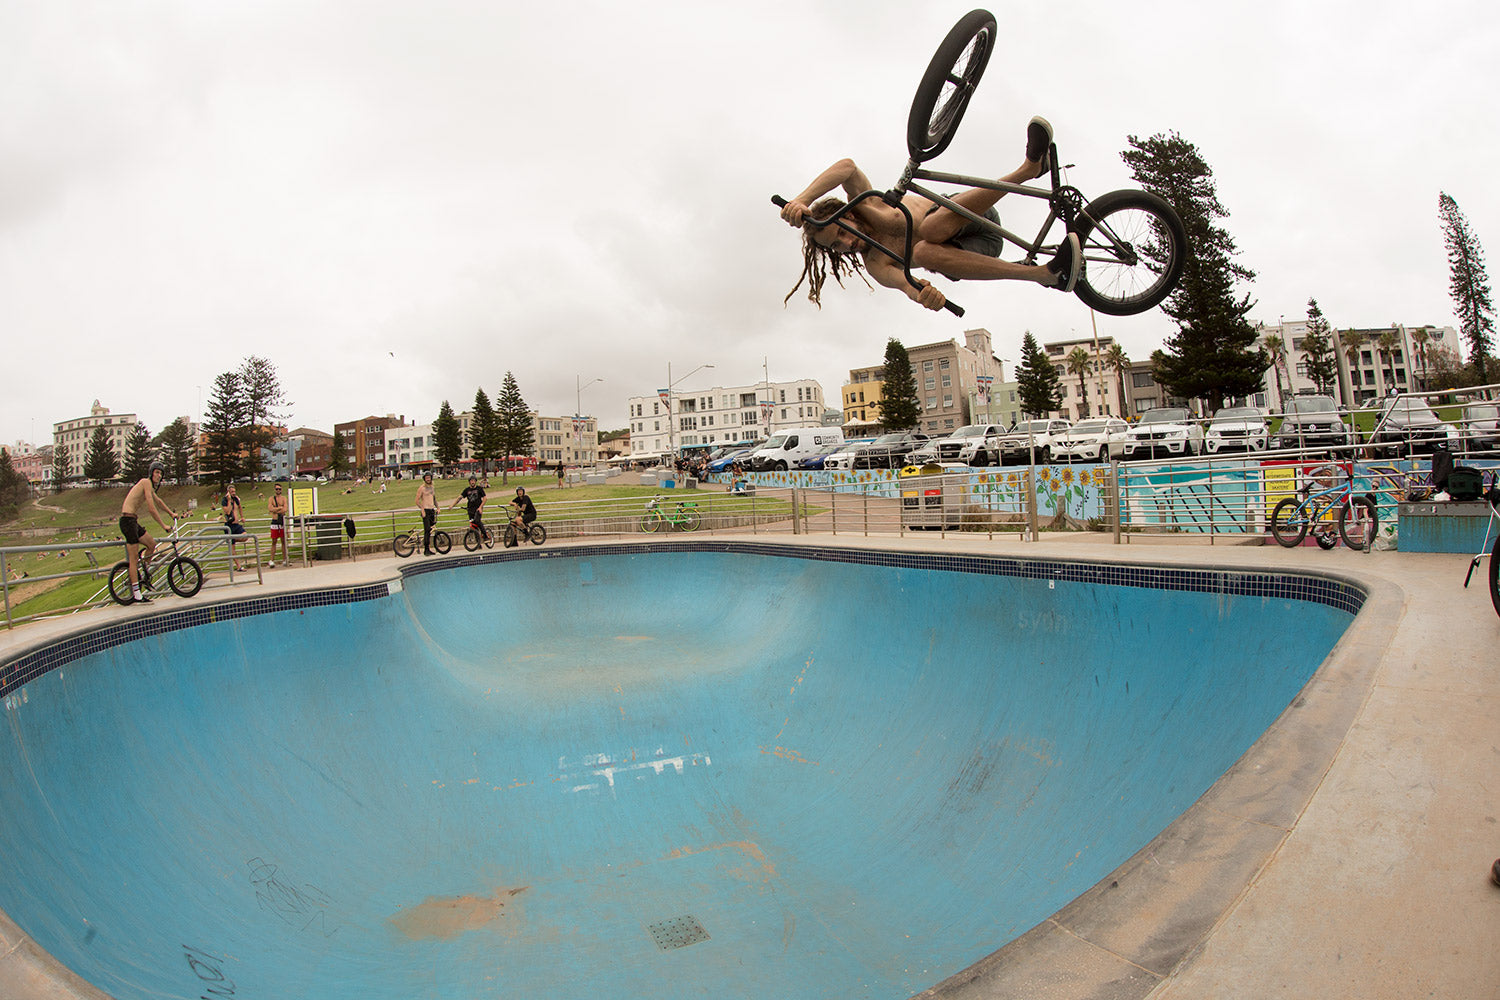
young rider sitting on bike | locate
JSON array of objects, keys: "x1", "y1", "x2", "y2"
[
  {"x1": 118, "y1": 461, "x2": 179, "y2": 603},
  {"x1": 507, "y1": 486, "x2": 537, "y2": 546},
  {"x1": 452, "y1": 475, "x2": 487, "y2": 539},
  {"x1": 780, "y1": 117, "x2": 1079, "y2": 312}
]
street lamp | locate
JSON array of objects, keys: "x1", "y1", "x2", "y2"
[
  {"x1": 575, "y1": 375, "x2": 603, "y2": 418},
  {"x1": 666, "y1": 362, "x2": 714, "y2": 457}
]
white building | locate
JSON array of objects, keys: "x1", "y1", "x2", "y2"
[
  {"x1": 52, "y1": 401, "x2": 140, "y2": 479},
  {"x1": 385, "y1": 412, "x2": 600, "y2": 473},
  {"x1": 627, "y1": 378, "x2": 828, "y2": 458},
  {"x1": 1043, "y1": 336, "x2": 1125, "y2": 421},
  {"x1": 1253, "y1": 320, "x2": 1461, "y2": 410}
]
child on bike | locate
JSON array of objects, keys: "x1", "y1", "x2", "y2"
[
  {"x1": 507, "y1": 486, "x2": 537, "y2": 546},
  {"x1": 118, "y1": 462, "x2": 179, "y2": 603},
  {"x1": 779, "y1": 117, "x2": 1078, "y2": 311},
  {"x1": 451, "y1": 475, "x2": 488, "y2": 542}
]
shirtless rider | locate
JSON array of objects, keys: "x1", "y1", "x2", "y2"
[
  {"x1": 118, "y1": 461, "x2": 179, "y2": 603},
  {"x1": 781, "y1": 117, "x2": 1079, "y2": 311}
]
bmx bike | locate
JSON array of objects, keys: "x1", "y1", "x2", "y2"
[
  {"x1": 108, "y1": 533, "x2": 204, "y2": 605},
  {"x1": 773, "y1": 8, "x2": 1187, "y2": 318},
  {"x1": 503, "y1": 519, "x2": 547, "y2": 547},
  {"x1": 1269, "y1": 464, "x2": 1379, "y2": 551},
  {"x1": 462, "y1": 516, "x2": 494, "y2": 552},
  {"x1": 1461, "y1": 481, "x2": 1500, "y2": 618},
  {"x1": 394, "y1": 518, "x2": 451, "y2": 558}
]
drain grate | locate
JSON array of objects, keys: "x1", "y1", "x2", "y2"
[{"x1": 647, "y1": 914, "x2": 710, "y2": 951}]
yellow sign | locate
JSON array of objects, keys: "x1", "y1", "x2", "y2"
[{"x1": 290, "y1": 487, "x2": 317, "y2": 516}]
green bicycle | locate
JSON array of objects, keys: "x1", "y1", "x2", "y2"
[{"x1": 640, "y1": 495, "x2": 700, "y2": 533}]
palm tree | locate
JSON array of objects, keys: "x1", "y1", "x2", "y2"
[
  {"x1": 1409, "y1": 326, "x2": 1433, "y2": 391},
  {"x1": 1376, "y1": 329, "x2": 1402, "y2": 394},
  {"x1": 1341, "y1": 329, "x2": 1368, "y2": 404},
  {"x1": 1264, "y1": 334, "x2": 1289, "y2": 411},
  {"x1": 1103, "y1": 343, "x2": 1131, "y2": 418},
  {"x1": 1066, "y1": 347, "x2": 1093, "y2": 420}
]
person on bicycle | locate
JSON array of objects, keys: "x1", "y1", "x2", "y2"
[
  {"x1": 779, "y1": 117, "x2": 1079, "y2": 311},
  {"x1": 451, "y1": 475, "x2": 488, "y2": 541},
  {"x1": 118, "y1": 461, "x2": 179, "y2": 603},
  {"x1": 507, "y1": 486, "x2": 537, "y2": 546},
  {"x1": 415, "y1": 471, "x2": 438, "y2": 555}
]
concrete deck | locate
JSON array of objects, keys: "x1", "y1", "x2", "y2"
[{"x1": 1, "y1": 531, "x2": 1496, "y2": 999}]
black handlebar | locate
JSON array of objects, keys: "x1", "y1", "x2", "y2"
[{"x1": 771, "y1": 194, "x2": 964, "y2": 317}]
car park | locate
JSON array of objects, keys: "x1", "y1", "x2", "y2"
[
  {"x1": 795, "y1": 441, "x2": 849, "y2": 470},
  {"x1": 1204, "y1": 407, "x2": 1270, "y2": 454},
  {"x1": 914, "y1": 423, "x2": 1008, "y2": 466},
  {"x1": 995, "y1": 419, "x2": 1073, "y2": 465},
  {"x1": 850, "y1": 432, "x2": 930, "y2": 469},
  {"x1": 1121, "y1": 408, "x2": 1204, "y2": 460},
  {"x1": 1367, "y1": 395, "x2": 1460, "y2": 457},
  {"x1": 1269, "y1": 395, "x2": 1354, "y2": 453},
  {"x1": 750, "y1": 427, "x2": 846, "y2": 471},
  {"x1": 1051, "y1": 418, "x2": 1130, "y2": 462},
  {"x1": 706, "y1": 448, "x2": 756, "y2": 474},
  {"x1": 1459, "y1": 402, "x2": 1500, "y2": 455},
  {"x1": 822, "y1": 440, "x2": 874, "y2": 472}
]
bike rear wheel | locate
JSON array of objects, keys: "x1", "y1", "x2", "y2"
[
  {"x1": 1071, "y1": 189, "x2": 1188, "y2": 316},
  {"x1": 1269, "y1": 497, "x2": 1308, "y2": 547},
  {"x1": 905, "y1": 9, "x2": 997, "y2": 163},
  {"x1": 432, "y1": 530, "x2": 451, "y2": 555},
  {"x1": 679, "y1": 509, "x2": 701, "y2": 531},
  {"x1": 393, "y1": 531, "x2": 416, "y2": 558},
  {"x1": 526, "y1": 523, "x2": 547, "y2": 545},
  {"x1": 1337, "y1": 495, "x2": 1378, "y2": 551},
  {"x1": 1489, "y1": 529, "x2": 1500, "y2": 618},
  {"x1": 107, "y1": 561, "x2": 138, "y2": 605},
  {"x1": 641, "y1": 513, "x2": 662, "y2": 533},
  {"x1": 167, "y1": 557, "x2": 204, "y2": 598}
]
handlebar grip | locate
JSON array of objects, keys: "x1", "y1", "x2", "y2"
[
  {"x1": 944, "y1": 300, "x2": 965, "y2": 317},
  {"x1": 772, "y1": 195, "x2": 788, "y2": 207}
]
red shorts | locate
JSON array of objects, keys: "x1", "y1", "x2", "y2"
[{"x1": 270, "y1": 527, "x2": 284, "y2": 540}]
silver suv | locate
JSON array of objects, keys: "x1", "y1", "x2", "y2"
[
  {"x1": 995, "y1": 419, "x2": 1073, "y2": 465},
  {"x1": 913, "y1": 424, "x2": 1007, "y2": 466},
  {"x1": 1270, "y1": 395, "x2": 1354, "y2": 452}
]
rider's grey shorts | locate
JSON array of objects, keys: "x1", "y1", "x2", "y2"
[{"x1": 947, "y1": 205, "x2": 1004, "y2": 258}]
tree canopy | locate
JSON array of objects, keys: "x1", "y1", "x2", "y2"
[
  {"x1": 1439, "y1": 192, "x2": 1495, "y2": 385},
  {"x1": 874, "y1": 339, "x2": 921, "y2": 430},
  {"x1": 495, "y1": 373, "x2": 535, "y2": 482},
  {"x1": 432, "y1": 401, "x2": 463, "y2": 467},
  {"x1": 1016, "y1": 331, "x2": 1062, "y2": 418}
]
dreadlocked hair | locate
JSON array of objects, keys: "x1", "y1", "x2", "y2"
[{"x1": 783, "y1": 197, "x2": 873, "y2": 308}]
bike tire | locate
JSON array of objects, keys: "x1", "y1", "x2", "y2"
[
  {"x1": 681, "y1": 509, "x2": 701, "y2": 531},
  {"x1": 527, "y1": 523, "x2": 547, "y2": 545},
  {"x1": 1313, "y1": 525, "x2": 1339, "y2": 550},
  {"x1": 1337, "y1": 496, "x2": 1378, "y2": 551},
  {"x1": 464, "y1": 528, "x2": 480, "y2": 552},
  {"x1": 905, "y1": 9, "x2": 997, "y2": 163},
  {"x1": 1269, "y1": 497, "x2": 1308, "y2": 547},
  {"x1": 483, "y1": 526, "x2": 494, "y2": 549},
  {"x1": 641, "y1": 513, "x2": 661, "y2": 533},
  {"x1": 433, "y1": 530, "x2": 451, "y2": 555},
  {"x1": 1071, "y1": 189, "x2": 1189, "y2": 316},
  {"x1": 393, "y1": 532, "x2": 416, "y2": 558},
  {"x1": 1490, "y1": 529, "x2": 1500, "y2": 619},
  {"x1": 167, "y1": 557, "x2": 204, "y2": 598},
  {"x1": 107, "y1": 561, "x2": 135, "y2": 605}
]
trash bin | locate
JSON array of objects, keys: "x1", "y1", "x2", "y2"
[
  {"x1": 310, "y1": 514, "x2": 344, "y2": 560},
  {"x1": 899, "y1": 464, "x2": 963, "y2": 529}
]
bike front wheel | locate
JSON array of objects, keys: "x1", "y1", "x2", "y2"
[
  {"x1": 464, "y1": 528, "x2": 481, "y2": 552},
  {"x1": 1269, "y1": 497, "x2": 1308, "y2": 547},
  {"x1": 905, "y1": 9, "x2": 997, "y2": 163},
  {"x1": 1490, "y1": 528, "x2": 1500, "y2": 618},
  {"x1": 1071, "y1": 189, "x2": 1188, "y2": 316},
  {"x1": 641, "y1": 513, "x2": 662, "y2": 533},
  {"x1": 167, "y1": 557, "x2": 204, "y2": 598},
  {"x1": 1337, "y1": 496, "x2": 1378, "y2": 551},
  {"x1": 526, "y1": 523, "x2": 547, "y2": 545},
  {"x1": 393, "y1": 531, "x2": 416, "y2": 558},
  {"x1": 432, "y1": 530, "x2": 451, "y2": 555}
]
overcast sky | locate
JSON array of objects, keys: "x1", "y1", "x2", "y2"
[{"x1": 3, "y1": 0, "x2": 1496, "y2": 446}]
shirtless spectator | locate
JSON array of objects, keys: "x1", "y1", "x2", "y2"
[{"x1": 267, "y1": 484, "x2": 290, "y2": 567}]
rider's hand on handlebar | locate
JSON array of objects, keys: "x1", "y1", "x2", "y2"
[
  {"x1": 913, "y1": 279, "x2": 947, "y2": 311},
  {"x1": 779, "y1": 199, "x2": 810, "y2": 227}
]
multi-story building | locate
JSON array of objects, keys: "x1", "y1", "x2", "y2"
[
  {"x1": 844, "y1": 329, "x2": 1005, "y2": 437},
  {"x1": 627, "y1": 378, "x2": 828, "y2": 458},
  {"x1": 533, "y1": 415, "x2": 599, "y2": 468},
  {"x1": 52, "y1": 401, "x2": 139, "y2": 480},
  {"x1": 968, "y1": 380, "x2": 1022, "y2": 428},
  {"x1": 287, "y1": 428, "x2": 333, "y2": 476},
  {"x1": 334, "y1": 415, "x2": 403, "y2": 475},
  {"x1": 842, "y1": 369, "x2": 885, "y2": 432},
  {"x1": 259, "y1": 439, "x2": 299, "y2": 480},
  {"x1": 1042, "y1": 336, "x2": 1127, "y2": 422},
  {"x1": 6, "y1": 441, "x2": 51, "y2": 485},
  {"x1": 1253, "y1": 320, "x2": 1462, "y2": 410}
]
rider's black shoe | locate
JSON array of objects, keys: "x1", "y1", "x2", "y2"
[
  {"x1": 1046, "y1": 232, "x2": 1081, "y2": 293},
  {"x1": 1025, "y1": 115, "x2": 1053, "y2": 176}
]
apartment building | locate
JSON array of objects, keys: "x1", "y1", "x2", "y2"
[
  {"x1": 52, "y1": 401, "x2": 139, "y2": 480},
  {"x1": 627, "y1": 378, "x2": 828, "y2": 458},
  {"x1": 1253, "y1": 320, "x2": 1461, "y2": 409},
  {"x1": 334, "y1": 415, "x2": 403, "y2": 474},
  {"x1": 843, "y1": 329, "x2": 1005, "y2": 436},
  {"x1": 1042, "y1": 336, "x2": 1125, "y2": 422}
]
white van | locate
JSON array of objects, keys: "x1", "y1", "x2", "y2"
[{"x1": 749, "y1": 427, "x2": 846, "y2": 471}]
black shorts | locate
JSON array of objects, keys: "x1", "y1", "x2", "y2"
[
  {"x1": 119, "y1": 515, "x2": 146, "y2": 546},
  {"x1": 225, "y1": 521, "x2": 245, "y2": 536}
]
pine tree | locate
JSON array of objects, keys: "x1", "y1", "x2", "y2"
[
  {"x1": 82, "y1": 425, "x2": 121, "y2": 484},
  {"x1": 122, "y1": 423, "x2": 155, "y2": 483},
  {"x1": 1016, "y1": 331, "x2": 1062, "y2": 418},
  {"x1": 1438, "y1": 192, "x2": 1495, "y2": 385},
  {"x1": 1123, "y1": 132, "x2": 1267, "y2": 410},
  {"x1": 874, "y1": 339, "x2": 921, "y2": 430},
  {"x1": 157, "y1": 418, "x2": 196, "y2": 481},
  {"x1": 0, "y1": 449, "x2": 30, "y2": 520},
  {"x1": 1302, "y1": 298, "x2": 1338, "y2": 397},
  {"x1": 202, "y1": 369, "x2": 250, "y2": 485},
  {"x1": 433, "y1": 401, "x2": 463, "y2": 467},
  {"x1": 470, "y1": 388, "x2": 498, "y2": 476},
  {"x1": 52, "y1": 445, "x2": 72, "y2": 485},
  {"x1": 495, "y1": 373, "x2": 535, "y2": 484},
  {"x1": 329, "y1": 432, "x2": 349, "y2": 478},
  {"x1": 239, "y1": 356, "x2": 288, "y2": 477}
]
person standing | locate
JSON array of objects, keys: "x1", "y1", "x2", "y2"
[
  {"x1": 556, "y1": 463, "x2": 566, "y2": 489},
  {"x1": 118, "y1": 461, "x2": 178, "y2": 603},
  {"x1": 416, "y1": 472, "x2": 438, "y2": 555},
  {"x1": 267, "y1": 484, "x2": 290, "y2": 568},
  {"x1": 450, "y1": 475, "x2": 487, "y2": 541},
  {"x1": 222, "y1": 484, "x2": 246, "y2": 572}
]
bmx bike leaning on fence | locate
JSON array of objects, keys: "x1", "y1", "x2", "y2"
[
  {"x1": 772, "y1": 8, "x2": 1188, "y2": 319},
  {"x1": 1269, "y1": 465, "x2": 1379, "y2": 551},
  {"x1": 107, "y1": 532, "x2": 204, "y2": 605},
  {"x1": 641, "y1": 496, "x2": 701, "y2": 533}
]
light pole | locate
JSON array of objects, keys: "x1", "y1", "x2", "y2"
[
  {"x1": 575, "y1": 376, "x2": 603, "y2": 418},
  {"x1": 666, "y1": 362, "x2": 714, "y2": 458}
]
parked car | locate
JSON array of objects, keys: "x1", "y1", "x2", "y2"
[
  {"x1": 823, "y1": 439, "x2": 875, "y2": 472},
  {"x1": 1051, "y1": 418, "x2": 1130, "y2": 462},
  {"x1": 995, "y1": 419, "x2": 1073, "y2": 465},
  {"x1": 750, "y1": 427, "x2": 847, "y2": 471},
  {"x1": 913, "y1": 423, "x2": 1009, "y2": 466},
  {"x1": 851, "y1": 433, "x2": 930, "y2": 470},
  {"x1": 1121, "y1": 407, "x2": 1204, "y2": 460},
  {"x1": 706, "y1": 448, "x2": 756, "y2": 474},
  {"x1": 1368, "y1": 395, "x2": 1460, "y2": 457},
  {"x1": 1204, "y1": 407, "x2": 1270, "y2": 454},
  {"x1": 1269, "y1": 395, "x2": 1354, "y2": 452},
  {"x1": 1459, "y1": 401, "x2": 1500, "y2": 455},
  {"x1": 795, "y1": 441, "x2": 849, "y2": 470}
]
